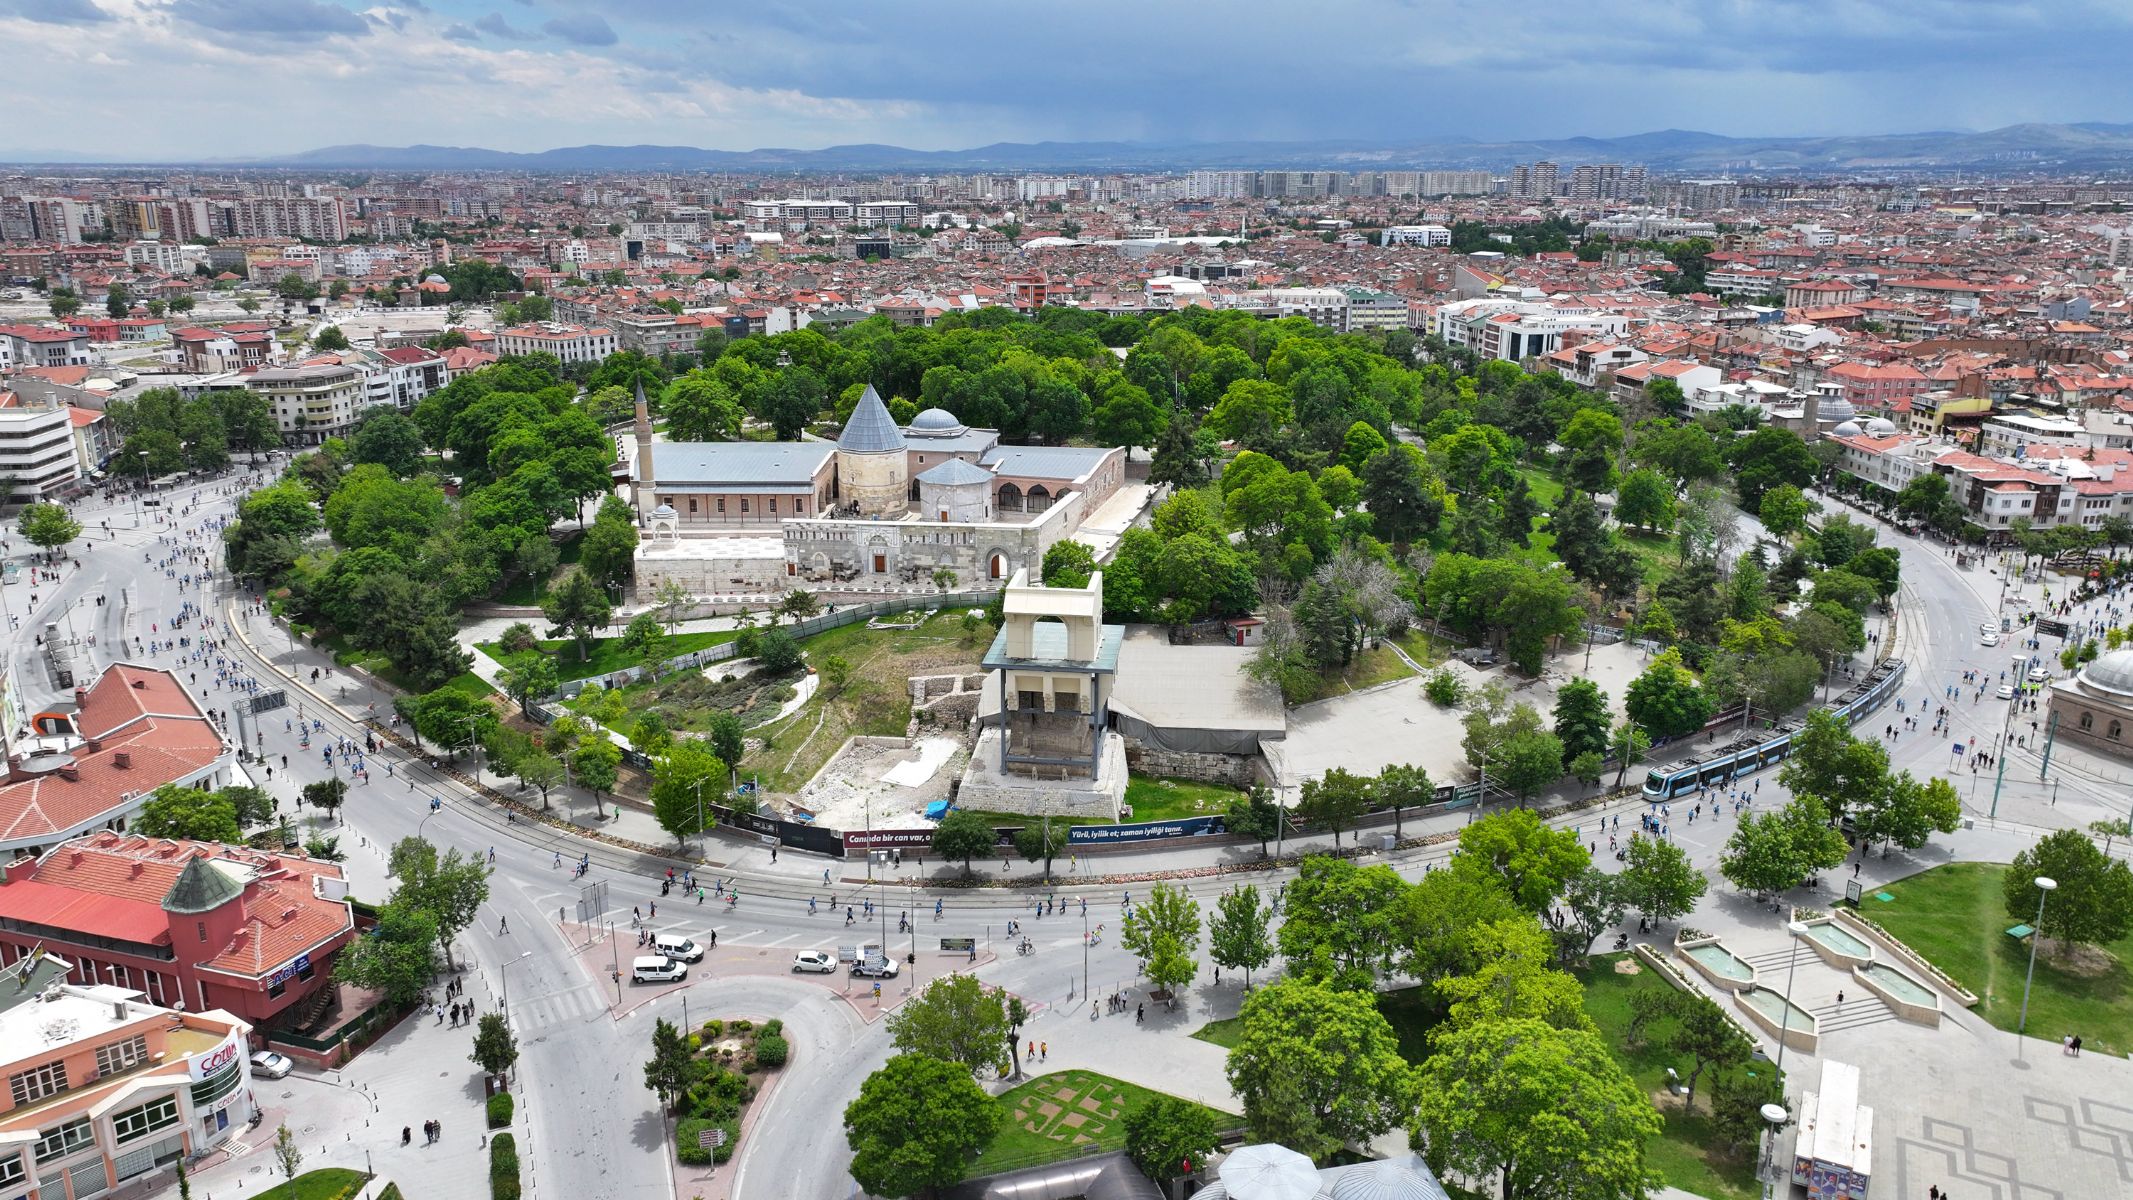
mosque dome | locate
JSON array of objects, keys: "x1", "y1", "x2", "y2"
[
  {"x1": 909, "y1": 407, "x2": 965, "y2": 436},
  {"x1": 1865, "y1": 417, "x2": 1899, "y2": 436},
  {"x1": 1817, "y1": 396, "x2": 1857, "y2": 423},
  {"x1": 1831, "y1": 420, "x2": 1863, "y2": 438},
  {"x1": 2079, "y1": 650, "x2": 2133, "y2": 698}
]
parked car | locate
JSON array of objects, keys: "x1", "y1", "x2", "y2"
[
  {"x1": 1980, "y1": 625, "x2": 2001, "y2": 646},
  {"x1": 851, "y1": 957, "x2": 901, "y2": 979},
  {"x1": 1996, "y1": 684, "x2": 2016, "y2": 700},
  {"x1": 792, "y1": 950, "x2": 836, "y2": 973},
  {"x1": 2028, "y1": 667, "x2": 2051, "y2": 683},
  {"x1": 250, "y1": 1051, "x2": 294, "y2": 1079}
]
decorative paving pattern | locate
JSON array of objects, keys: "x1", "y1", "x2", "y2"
[
  {"x1": 1898, "y1": 1112, "x2": 2065, "y2": 1200},
  {"x1": 2025, "y1": 1096, "x2": 2133, "y2": 1184},
  {"x1": 1009, "y1": 1071, "x2": 1125, "y2": 1148}
]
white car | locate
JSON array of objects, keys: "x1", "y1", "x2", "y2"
[
  {"x1": 2028, "y1": 667, "x2": 2051, "y2": 683},
  {"x1": 792, "y1": 951, "x2": 836, "y2": 974},
  {"x1": 1980, "y1": 627, "x2": 2001, "y2": 646},
  {"x1": 1996, "y1": 684, "x2": 2016, "y2": 700},
  {"x1": 250, "y1": 1051, "x2": 293, "y2": 1079}
]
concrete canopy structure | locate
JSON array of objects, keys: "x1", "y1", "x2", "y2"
[{"x1": 979, "y1": 569, "x2": 1122, "y2": 780}]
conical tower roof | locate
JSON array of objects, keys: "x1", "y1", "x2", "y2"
[
  {"x1": 836, "y1": 384, "x2": 906, "y2": 454},
  {"x1": 161, "y1": 854, "x2": 243, "y2": 915}
]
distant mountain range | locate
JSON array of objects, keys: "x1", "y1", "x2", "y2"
[{"x1": 14, "y1": 123, "x2": 2133, "y2": 172}]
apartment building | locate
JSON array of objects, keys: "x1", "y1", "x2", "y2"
[
  {"x1": 1340, "y1": 288, "x2": 1411, "y2": 332},
  {"x1": 1825, "y1": 361, "x2": 1929, "y2": 413},
  {"x1": 0, "y1": 328, "x2": 91, "y2": 371},
  {"x1": 0, "y1": 403, "x2": 83, "y2": 506},
  {"x1": 248, "y1": 363, "x2": 366, "y2": 444},
  {"x1": 1568, "y1": 163, "x2": 1647, "y2": 201},
  {"x1": 490, "y1": 323, "x2": 619, "y2": 365},
  {"x1": 1433, "y1": 298, "x2": 1630, "y2": 362},
  {"x1": 170, "y1": 326, "x2": 274, "y2": 374},
  {"x1": 1381, "y1": 225, "x2": 1452, "y2": 247},
  {"x1": 0, "y1": 953, "x2": 259, "y2": 1200}
]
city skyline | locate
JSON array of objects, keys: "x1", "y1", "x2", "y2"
[{"x1": 3, "y1": 0, "x2": 2132, "y2": 161}]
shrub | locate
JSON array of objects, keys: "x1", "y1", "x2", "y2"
[
  {"x1": 713, "y1": 1120, "x2": 739, "y2": 1163},
  {"x1": 702, "y1": 1019, "x2": 723, "y2": 1038},
  {"x1": 498, "y1": 622, "x2": 540, "y2": 654},
  {"x1": 487, "y1": 1091, "x2": 514, "y2": 1128},
  {"x1": 729, "y1": 1018, "x2": 753, "y2": 1032},
  {"x1": 760, "y1": 1018, "x2": 783, "y2": 1036},
  {"x1": 754, "y1": 631, "x2": 802, "y2": 674},
  {"x1": 676, "y1": 1118, "x2": 716, "y2": 1165},
  {"x1": 753, "y1": 1033, "x2": 789, "y2": 1068},
  {"x1": 490, "y1": 1132, "x2": 521, "y2": 1200},
  {"x1": 1423, "y1": 667, "x2": 1465, "y2": 707}
]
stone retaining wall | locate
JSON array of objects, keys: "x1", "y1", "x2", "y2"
[{"x1": 1121, "y1": 742, "x2": 1263, "y2": 788}]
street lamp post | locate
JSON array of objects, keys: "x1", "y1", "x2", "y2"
[
  {"x1": 498, "y1": 949, "x2": 532, "y2": 1023},
  {"x1": 1774, "y1": 921, "x2": 1809, "y2": 1088},
  {"x1": 2016, "y1": 875, "x2": 2059, "y2": 1054},
  {"x1": 1759, "y1": 1102, "x2": 1790, "y2": 1200}
]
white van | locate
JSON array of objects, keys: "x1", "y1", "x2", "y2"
[
  {"x1": 631, "y1": 955, "x2": 687, "y2": 983},
  {"x1": 652, "y1": 934, "x2": 703, "y2": 963}
]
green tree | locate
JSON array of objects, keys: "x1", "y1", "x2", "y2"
[
  {"x1": 469, "y1": 1011, "x2": 520, "y2": 1082},
  {"x1": 1295, "y1": 767, "x2": 1373, "y2": 849},
  {"x1": 105, "y1": 281, "x2": 131, "y2": 318},
  {"x1": 1120, "y1": 883, "x2": 1202, "y2": 1004},
  {"x1": 132, "y1": 785, "x2": 241, "y2": 842},
  {"x1": 642, "y1": 1017, "x2": 692, "y2": 1112},
  {"x1": 541, "y1": 566, "x2": 612, "y2": 662},
  {"x1": 1123, "y1": 1094, "x2": 1221, "y2": 1185},
  {"x1": 1718, "y1": 797, "x2": 1846, "y2": 896},
  {"x1": 1493, "y1": 727, "x2": 1566, "y2": 808},
  {"x1": 497, "y1": 652, "x2": 559, "y2": 718},
  {"x1": 621, "y1": 612, "x2": 669, "y2": 679},
  {"x1": 389, "y1": 839, "x2": 492, "y2": 969},
  {"x1": 1224, "y1": 785, "x2": 1283, "y2": 856},
  {"x1": 1553, "y1": 867, "x2": 1628, "y2": 961},
  {"x1": 1622, "y1": 649, "x2": 1713, "y2": 740},
  {"x1": 48, "y1": 290, "x2": 81, "y2": 319},
  {"x1": 1040, "y1": 539, "x2": 1096, "y2": 588},
  {"x1": 1452, "y1": 810, "x2": 1591, "y2": 914},
  {"x1": 1609, "y1": 720, "x2": 1651, "y2": 789},
  {"x1": 886, "y1": 973, "x2": 1014, "y2": 1078},
  {"x1": 931, "y1": 809, "x2": 997, "y2": 877},
  {"x1": 1376, "y1": 762, "x2": 1432, "y2": 840},
  {"x1": 1208, "y1": 884, "x2": 1276, "y2": 987},
  {"x1": 649, "y1": 739, "x2": 725, "y2": 849},
  {"x1": 1777, "y1": 709, "x2": 1890, "y2": 822},
  {"x1": 1758, "y1": 483, "x2": 1815, "y2": 537},
  {"x1": 1012, "y1": 821, "x2": 1070, "y2": 881},
  {"x1": 1726, "y1": 427, "x2": 1818, "y2": 512},
  {"x1": 1618, "y1": 834, "x2": 1707, "y2": 927},
  {"x1": 2004, "y1": 828, "x2": 2133, "y2": 948},
  {"x1": 572, "y1": 738, "x2": 621, "y2": 816},
  {"x1": 1225, "y1": 979, "x2": 1417, "y2": 1157},
  {"x1": 301, "y1": 777, "x2": 348, "y2": 823},
  {"x1": 844, "y1": 1054, "x2": 1000, "y2": 1199},
  {"x1": 1413, "y1": 1017, "x2": 1660, "y2": 1200},
  {"x1": 313, "y1": 325, "x2": 350, "y2": 351},
  {"x1": 1434, "y1": 917, "x2": 1593, "y2": 1034},
  {"x1": 1613, "y1": 468, "x2": 1677, "y2": 533},
  {"x1": 661, "y1": 372, "x2": 745, "y2": 442},
  {"x1": 273, "y1": 1125, "x2": 302, "y2": 1180},
  {"x1": 579, "y1": 497, "x2": 640, "y2": 588},
  {"x1": 17, "y1": 503, "x2": 82, "y2": 558},
  {"x1": 1851, "y1": 771, "x2": 1962, "y2": 852},
  {"x1": 1279, "y1": 856, "x2": 1408, "y2": 990},
  {"x1": 332, "y1": 897, "x2": 438, "y2": 1006}
]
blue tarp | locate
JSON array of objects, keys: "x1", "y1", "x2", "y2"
[{"x1": 923, "y1": 800, "x2": 951, "y2": 821}]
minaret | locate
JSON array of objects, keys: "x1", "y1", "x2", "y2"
[{"x1": 633, "y1": 379, "x2": 656, "y2": 513}]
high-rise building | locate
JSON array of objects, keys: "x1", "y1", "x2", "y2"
[
  {"x1": 1568, "y1": 163, "x2": 1649, "y2": 202},
  {"x1": 1509, "y1": 161, "x2": 1560, "y2": 200}
]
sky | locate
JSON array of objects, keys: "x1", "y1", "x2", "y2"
[{"x1": 2, "y1": 0, "x2": 2131, "y2": 161}]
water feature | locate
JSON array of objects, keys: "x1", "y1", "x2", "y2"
[
  {"x1": 1801, "y1": 921, "x2": 1872, "y2": 962},
  {"x1": 1738, "y1": 986, "x2": 1817, "y2": 1033},
  {"x1": 1683, "y1": 942, "x2": 1755, "y2": 984},
  {"x1": 1859, "y1": 962, "x2": 1936, "y2": 1006}
]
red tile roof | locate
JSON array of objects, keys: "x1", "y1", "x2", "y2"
[{"x1": 0, "y1": 663, "x2": 226, "y2": 844}]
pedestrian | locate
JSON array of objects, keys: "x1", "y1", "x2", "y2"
[
  {"x1": 499, "y1": 916, "x2": 509, "y2": 934},
  {"x1": 1040, "y1": 1041, "x2": 1047, "y2": 1061},
  {"x1": 402, "y1": 1126, "x2": 412, "y2": 1146},
  {"x1": 1836, "y1": 990, "x2": 1844, "y2": 1005},
  {"x1": 709, "y1": 929, "x2": 717, "y2": 948}
]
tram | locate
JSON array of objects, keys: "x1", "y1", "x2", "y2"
[{"x1": 1640, "y1": 657, "x2": 1907, "y2": 799}]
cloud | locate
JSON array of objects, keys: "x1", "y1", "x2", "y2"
[
  {"x1": 441, "y1": 21, "x2": 478, "y2": 41},
  {"x1": 473, "y1": 11, "x2": 532, "y2": 39},
  {"x1": 0, "y1": 0, "x2": 111, "y2": 23},
  {"x1": 542, "y1": 12, "x2": 615, "y2": 46},
  {"x1": 166, "y1": 0, "x2": 370, "y2": 40}
]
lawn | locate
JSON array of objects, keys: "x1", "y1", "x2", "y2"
[
  {"x1": 1323, "y1": 644, "x2": 1419, "y2": 695},
  {"x1": 476, "y1": 628, "x2": 742, "y2": 683},
  {"x1": 252, "y1": 1168, "x2": 370, "y2": 1200},
  {"x1": 742, "y1": 610, "x2": 987, "y2": 793},
  {"x1": 1577, "y1": 959, "x2": 1760, "y2": 1200},
  {"x1": 1866, "y1": 861, "x2": 2133, "y2": 1055},
  {"x1": 972, "y1": 1070, "x2": 1239, "y2": 1175},
  {"x1": 312, "y1": 630, "x2": 494, "y2": 698},
  {"x1": 1124, "y1": 775, "x2": 1245, "y2": 822}
]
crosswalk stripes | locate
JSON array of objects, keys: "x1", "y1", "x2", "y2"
[{"x1": 513, "y1": 984, "x2": 602, "y2": 1029}]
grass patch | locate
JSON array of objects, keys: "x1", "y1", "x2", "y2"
[
  {"x1": 973, "y1": 1070, "x2": 1238, "y2": 1175},
  {"x1": 437, "y1": 671, "x2": 498, "y2": 700},
  {"x1": 1328, "y1": 644, "x2": 1418, "y2": 693},
  {"x1": 1867, "y1": 861, "x2": 2133, "y2": 1056},
  {"x1": 1191, "y1": 1014, "x2": 1244, "y2": 1049},
  {"x1": 741, "y1": 610, "x2": 988, "y2": 793},
  {"x1": 1621, "y1": 530, "x2": 1680, "y2": 588},
  {"x1": 252, "y1": 1168, "x2": 370, "y2": 1200},
  {"x1": 1576, "y1": 959, "x2": 1759, "y2": 1200},
  {"x1": 477, "y1": 629, "x2": 742, "y2": 683},
  {"x1": 1393, "y1": 628, "x2": 1450, "y2": 665},
  {"x1": 310, "y1": 632, "x2": 493, "y2": 699},
  {"x1": 1517, "y1": 466, "x2": 1565, "y2": 508},
  {"x1": 570, "y1": 666, "x2": 803, "y2": 737},
  {"x1": 493, "y1": 533, "x2": 583, "y2": 605},
  {"x1": 1124, "y1": 775, "x2": 1244, "y2": 822}
]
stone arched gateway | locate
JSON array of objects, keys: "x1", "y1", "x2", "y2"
[
  {"x1": 867, "y1": 535, "x2": 891, "y2": 575},
  {"x1": 986, "y1": 548, "x2": 1012, "y2": 580}
]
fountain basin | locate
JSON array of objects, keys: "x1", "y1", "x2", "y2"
[
  {"x1": 1677, "y1": 939, "x2": 1757, "y2": 991},
  {"x1": 1854, "y1": 961, "x2": 1942, "y2": 1026},
  {"x1": 1735, "y1": 985, "x2": 1819, "y2": 1054},
  {"x1": 1799, "y1": 920, "x2": 1874, "y2": 969}
]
